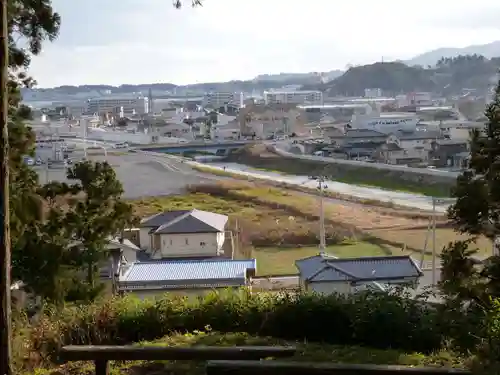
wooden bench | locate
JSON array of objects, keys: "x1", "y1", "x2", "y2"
[
  {"x1": 205, "y1": 360, "x2": 471, "y2": 375},
  {"x1": 60, "y1": 345, "x2": 297, "y2": 375}
]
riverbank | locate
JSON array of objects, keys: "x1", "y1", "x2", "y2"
[
  {"x1": 189, "y1": 161, "x2": 450, "y2": 213},
  {"x1": 226, "y1": 145, "x2": 455, "y2": 197}
]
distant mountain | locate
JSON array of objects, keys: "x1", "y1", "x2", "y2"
[
  {"x1": 24, "y1": 70, "x2": 345, "y2": 100},
  {"x1": 252, "y1": 70, "x2": 343, "y2": 84},
  {"x1": 407, "y1": 41, "x2": 500, "y2": 67},
  {"x1": 317, "y1": 54, "x2": 500, "y2": 97}
]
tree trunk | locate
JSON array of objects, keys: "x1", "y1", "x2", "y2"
[
  {"x1": 0, "y1": 1, "x2": 12, "y2": 374},
  {"x1": 87, "y1": 262, "x2": 94, "y2": 287}
]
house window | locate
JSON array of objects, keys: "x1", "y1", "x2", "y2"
[
  {"x1": 200, "y1": 241, "x2": 206, "y2": 246},
  {"x1": 170, "y1": 239, "x2": 172, "y2": 245},
  {"x1": 185, "y1": 238, "x2": 189, "y2": 245}
]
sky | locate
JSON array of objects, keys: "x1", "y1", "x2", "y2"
[{"x1": 27, "y1": 0, "x2": 500, "y2": 87}]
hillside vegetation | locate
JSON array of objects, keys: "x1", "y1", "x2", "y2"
[{"x1": 314, "y1": 54, "x2": 500, "y2": 96}]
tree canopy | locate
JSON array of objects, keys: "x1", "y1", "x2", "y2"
[
  {"x1": 441, "y1": 80, "x2": 500, "y2": 307},
  {"x1": 5, "y1": 0, "x2": 149, "y2": 303}
]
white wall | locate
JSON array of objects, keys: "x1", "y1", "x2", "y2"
[
  {"x1": 139, "y1": 228, "x2": 152, "y2": 250},
  {"x1": 156, "y1": 232, "x2": 224, "y2": 258},
  {"x1": 308, "y1": 281, "x2": 352, "y2": 295}
]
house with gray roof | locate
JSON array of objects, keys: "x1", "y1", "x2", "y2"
[
  {"x1": 139, "y1": 209, "x2": 229, "y2": 259},
  {"x1": 118, "y1": 258, "x2": 256, "y2": 299},
  {"x1": 295, "y1": 253, "x2": 422, "y2": 295}
]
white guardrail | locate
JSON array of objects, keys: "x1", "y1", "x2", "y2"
[{"x1": 271, "y1": 145, "x2": 460, "y2": 179}]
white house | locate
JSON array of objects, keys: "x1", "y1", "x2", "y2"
[
  {"x1": 295, "y1": 253, "x2": 422, "y2": 295},
  {"x1": 139, "y1": 209, "x2": 228, "y2": 258}
]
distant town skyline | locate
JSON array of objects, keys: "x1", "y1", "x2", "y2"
[{"x1": 27, "y1": 0, "x2": 500, "y2": 88}]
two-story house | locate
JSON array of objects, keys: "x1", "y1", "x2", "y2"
[{"x1": 139, "y1": 209, "x2": 228, "y2": 258}]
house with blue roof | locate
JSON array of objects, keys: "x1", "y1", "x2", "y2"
[
  {"x1": 295, "y1": 253, "x2": 422, "y2": 295},
  {"x1": 139, "y1": 209, "x2": 229, "y2": 259},
  {"x1": 118, "y1": 258, "x2": 256, "y2": 299}
]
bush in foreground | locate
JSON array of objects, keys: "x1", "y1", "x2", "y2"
[{"x1": 27, "y1": 290, "x2": 446, "y2": 365}]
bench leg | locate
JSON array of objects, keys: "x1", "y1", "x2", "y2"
[{"x1": 95, "y1": 360, "x2": 109, "y2": 375}]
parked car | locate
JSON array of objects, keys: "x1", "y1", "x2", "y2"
[
  {"x1": 113, "y1": 142, "x2": 129, "y2": 149},
  {"x1": 23, "y1": 156, "x2": 34, "y2": 166}
]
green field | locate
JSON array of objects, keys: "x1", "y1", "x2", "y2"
[{"x1": 253, "y1": 241, "x2": 387, "y2": 276}]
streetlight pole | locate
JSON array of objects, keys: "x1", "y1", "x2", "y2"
[{"x1": 0, "y1": 0, "x2": 13, "y2": 374}]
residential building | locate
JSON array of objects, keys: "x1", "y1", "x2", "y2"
[
  {"x1": 86, "y1": 96, "x2": 149, "y2": 115},
  {"x1": 376, "y1": 142, "x2": 429, "y2": 165},
  {"x1": 387, "y1": 130, "x2": 441, "y2": 151},
  {"x1": 139, "y1": 209, "x2": 229, "y2": 258},
  {"x1": 203, "y1": 92, "x2": 242, "y2": 109},
  {"x1": 238, "y1": 103, "x2": 304, "y2": 137},
  {"x1": 264, "y1": 90, "x2": 323, "y2": 105},
  {"x1": 99, "y1": 237, "x2": 141, "y2": 279},
  {"x1": 429, "y1": 139, "x2": 469, "y2": 169},
  {"x1": 328, "y1": 129, "x2": 388, "y2": 147},
  {"x1": 299, "y1": 104, "x2": 372, "y2": 127},
  {"x1": 118, "y1": 259, "x2": 256, "y2": 299},
  {"x1": 295, "y1": 253, "x2": 422, "y2": 295}
]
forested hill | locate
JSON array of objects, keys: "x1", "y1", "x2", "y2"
[{"x1": 311, "y1": 54, "x2": 500, "y2": 96}]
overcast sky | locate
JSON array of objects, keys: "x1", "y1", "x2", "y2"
[{"x1": 27, "y1": 0, "x2": 500, "y2": 87}]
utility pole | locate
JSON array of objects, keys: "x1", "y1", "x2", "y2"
[
  {"x1": 0, "y1": 0, "x2": 13, "y2": 374},
  {"x1": 431, "y1": 197, "x2": 437, "y2": 285},
  {"x1": 317, "y1": 176, "x2": 327, "y2": 251}
]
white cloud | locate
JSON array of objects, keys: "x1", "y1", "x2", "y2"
[{"x1": 27, "y1": 0, "x2": 500, "y2": 87}]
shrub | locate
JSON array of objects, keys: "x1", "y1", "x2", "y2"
[{"x1": 27, "y1": 290, "x2": 445, "y2": 366}]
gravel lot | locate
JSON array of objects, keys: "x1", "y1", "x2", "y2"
[{"x1": 35, "y1": 151, "x2": 210, "y2": 199}]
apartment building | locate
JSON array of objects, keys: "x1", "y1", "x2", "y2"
[
  {"x1": 264, "y1": 90, "x2": 323, "y2": 105},
  {"x1": 203, "y1": 92, "x2": 243, "y2": 108},
  {"x1": 86, "y1": 96, "x2": 149, "y2": 115},
  {"x1": 238, "y1": 103, "x2": 304, "y2": 137}
]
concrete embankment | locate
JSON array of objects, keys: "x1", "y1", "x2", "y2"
[{"x1": 225, "y1": 145, "x2": 457, "y2": 197}]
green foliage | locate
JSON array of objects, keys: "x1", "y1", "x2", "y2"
[
  {"x1": 62, "y1": 161, "x2": 137, "y2": 287},
  {"x1": 442, "y1": 79, "x2": 500, "y2": 309},
  {"x1": 28, "y1": 290, "x2": 445, "y2": 364}
]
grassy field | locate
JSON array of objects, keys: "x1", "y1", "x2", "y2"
[
  {"x1": 36, "y1": 331, "x2": 465, "y2": 375},
  {"x1": 129, "y1": 181, "x2": 492, "y2": 275},
  {"x1": 253, "y1": 242, "x2": 387, "y2": 276}
]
